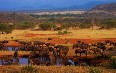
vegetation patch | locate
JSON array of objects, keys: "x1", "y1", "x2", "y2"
[
  {"x1": 106, "y1": 56, "x2": 116, "y2": 69},
  {"x1": 21, "y1": 65, "x2": 38, "y2": 73}
]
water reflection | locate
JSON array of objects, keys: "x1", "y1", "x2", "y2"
[
  {"x1": 19, "y1": 58, "x2": 28, "y2": 64},
  {"x1": 56, "y1": 57, "x2": 61, "y2": 66},
  {"x1": 7, "y1": 47, "x2": 18, "y2": 51},
  {"x1": 0, "y1": 59, "x2": 2, "y2": 65},
  {"x1": 0, "y1": 57, "x2": 75, "y2": 66},
  {"x1": 68, "y1": 59, "x2": 75, "y2": 65},
  {"x1": 13, "y1": 58, "x2": 29, "y2": 65},
  {"x1": 0, "y1": 57, "x2": 29, "y2": 65}
]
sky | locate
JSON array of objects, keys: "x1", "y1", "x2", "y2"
[{"x1": 0, "y1": 0, "x2": 115, "y2": 10}]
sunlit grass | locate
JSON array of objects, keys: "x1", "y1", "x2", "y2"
[{"x1": 0, "y1": 65, "x2": 115, "y2": 73}]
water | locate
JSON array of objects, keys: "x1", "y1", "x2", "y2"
[
  {"x1": 56, "y1": 58, "x2": 75, "y2": 66},
  {"x1": 7, "y1": 47, "x2": 18, "y2": 51},
  {"x1": 68, "y1": 59, "x2": 75, "y2": 65},
  {"x1": 0, "y1": 59, "x2": 2, "y2": 65},
  {"x1": 0, "y1": 58, "x2": 29, "y2": 65},
  {"x1": 0, "y1": 57, "x2": 75, "y2": 66},
  {"x1": 19, "y1": 58, "x2": 28, "y2": 64},
  {"x1": 13, "y1": 58, "x2": 29, "y2": 65},
  {"x1": 56, "y1": 58, "x2": 61, "y2": 66}
]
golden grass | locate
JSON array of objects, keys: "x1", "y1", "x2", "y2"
[
  {"x1": 0, "y1": 65, "x2": 115, "y2": 73},
  {"x1": 0, "y1": 29, "x2": 116, "y2": 41}
]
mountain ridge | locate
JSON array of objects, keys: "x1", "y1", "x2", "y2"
[{"x1": 0, "y1": 1, "x2": 115, "y2": 11}]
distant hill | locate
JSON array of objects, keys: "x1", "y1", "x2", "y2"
[
  {"x1": 66, "y1": 1, "x2": 108, "y2": 10},
  {"x1": 85, "y1": 3, "x2": 116, "y2": 19},
  {"x1": 20, "y1": 1, "x2": 115, "y2": 12},
  {"x1": 88, "y1": 3, "x2": 116, "y2": 15},
  {"x1": 1, "y1": 1, "x2": 115, "y2": 11}
]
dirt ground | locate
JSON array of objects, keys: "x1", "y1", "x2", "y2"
[{"x1": 0, "y1": 51, "x2": 30, "y2": 58}]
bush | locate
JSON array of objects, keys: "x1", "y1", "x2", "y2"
[
  {"x1": 106, "y1": 56, "x2": 116, "y2": 69},
  {"x1": 58, "y1": 30, "x2": 63, "y2": 35},
  {"x1": 63, "y1": 30, "x2": 69, "y2": 34},
  {"x1": 80, "y1": 23, "x2": 91, "y2": 29},
  {"x1": 15, "y1": 22, "x2": 35, "y2": 30},
  {"x1": 0, "y1": 23, "x2": 13, "y2": 34},
  {"x1": 21, "y1": 65, "x2": 38, "y2": 73},
  {"x1": 58, "y1": 30, "x2": 71, "y2": 35},
  {"x1": 102, "y1": 19, "x2": 116, "y2": 29},
  {"x1": 89, "y1": 67, "x2": 102, "y2": 73},
  {"x1": 39, "y1": 22, "x2": 56, "y2": 30}
]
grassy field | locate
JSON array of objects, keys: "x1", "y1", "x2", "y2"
[
  {"x1": 0, "y1": 65, "x2": 115, "y2": 73},
  {"x1": 0, "y1": 29, "x2": 116, "y2": 40}
]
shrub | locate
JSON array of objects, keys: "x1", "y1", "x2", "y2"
[
  {"x1": 58, "y1": 30, "x2": 71, "y2": 35},
  {"x1": 102, "y1": 19, "x2": 116, "y2": 29},
  {"x1": 39, "y1": 22, "x2": 56, "y2": 30},
  {"x1": 58, "y1": 30, "x2": 63, "y2": 35},
  {"x1": 63, "y1": 30, "x2": 69, "y2": 34},
  {"x1": 106, "y1": 56, "x2": 116, "y2": 69},
  {"x1": 0, "y1": 23, "x2": 13, "y2": 34},
  {"x1": 21, "y1": 65, "x2": 38, "y2": 73},
  {"x1": 80, "y1": 23, "x2": 91, "y2": 29},
  {"x1": 15, "y1": 22, "x2": 35, "y2": 30}
]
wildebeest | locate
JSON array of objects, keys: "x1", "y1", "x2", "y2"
[
  {"x1": 54, "y1": 45, "x2": 69, "y2": 56},
  {"x1": 1, "y1": 55, "x2": 13, "y2": 65},
  {"x1": 29, "y1": 49, "x2": 51, "y2": 65},
  {"x1": 0, "y1": 43, "x2": 6, "y2": 51},
  {"x1": 75, "y1": 49, "x2": 87, "y2": 57},
  {"x1": 73, "y1": 41, "x2": 82, "y2": 49},
  {"x1": 73, "y1": 41, "x2": 89, "y2": 57}
]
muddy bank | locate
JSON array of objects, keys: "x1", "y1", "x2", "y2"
[{"x1": 0, "y1": 51, "x2": 30, "y2": 58}]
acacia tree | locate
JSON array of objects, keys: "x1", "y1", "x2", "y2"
[
  {"x1": 15, "y1": 22, "x2": 35, "y2": 30},
  {"x1": 39, "y1": 22, "x2": 56, "y2": 30},
  {"x1": 0, "y1": 23, "x2": 13, "y2": 34},
  {"x1": 102, "y1": 19, "x2": 116, "y2": 29}
]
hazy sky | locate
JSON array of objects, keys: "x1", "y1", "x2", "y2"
[{"x1": 0, "y1": 0, "x2": 115, "y2": 10}]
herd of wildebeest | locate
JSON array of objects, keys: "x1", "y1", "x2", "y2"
[{"x1": 0, "y1": 40, "x2": 116, "y2": 66}]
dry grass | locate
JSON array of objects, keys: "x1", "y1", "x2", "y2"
[
  {"x1": 0, "y1": 65, "x2": 115, "y2": 73},
  {"x1": 0, "y1": 29, "x2": 116, "y2": 41}
]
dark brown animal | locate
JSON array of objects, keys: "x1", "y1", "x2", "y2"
[{"x1": 75, "y1": 49, "x2": 87, "y2": 57}]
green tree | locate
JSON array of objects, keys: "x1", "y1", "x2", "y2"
[
  {"x1": 16, "y1": 22, "x2": 35, "y2": 30},
  {"x1": 102, "y1": 19, "x2": 116, "y2": 29},
  {"x1": 39, "y1": 22, "x2": 56, "y2": 30},
  {"x1": 0, "y1": 23, "x2": 13, "y2": 34}
]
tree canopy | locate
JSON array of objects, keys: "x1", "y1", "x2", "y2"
[
  {"x1": 15, "y1": 22, "x2": 35, "y2": 30},
  {"x1": 39, "y1": 22, "x2": 56, "y2": 30},
  {"x1": 0, "y1": 23, "x2": 13, "y2": 34}
]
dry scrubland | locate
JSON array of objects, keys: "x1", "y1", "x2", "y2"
[{"x1": 0, "y1": 65, "x2": 116, "y2": 73}]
